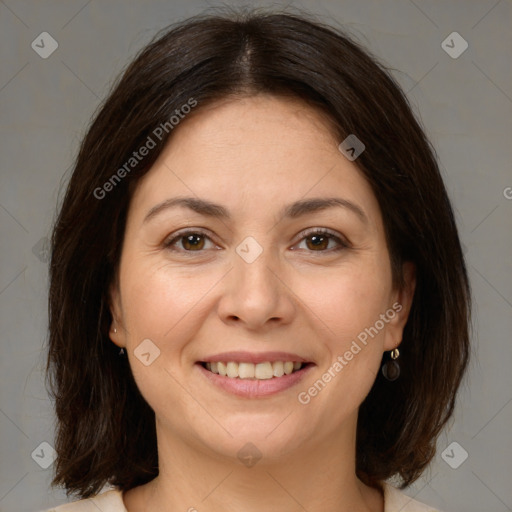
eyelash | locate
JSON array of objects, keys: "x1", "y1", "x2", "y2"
[{"x1": 163, "y1": 228, "x2": 349, "y2": 255}]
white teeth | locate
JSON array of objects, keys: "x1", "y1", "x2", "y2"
[
  {"x1": 204, "y1": 361, "x2": 304, "y2": 379},
  {"x1": 226, "y1": 362, "x2": 238, "y2": 378},
  {"x1": 217, "y1": 361, "x2": 227, "y2": 376},
  {"x1": 273, "y1": 361, "x2": 284, "y2": 377},
  {"x1": 238, "y1": 362, "x2": 255, "y2": 379},
  {"x1": 255, "y1": 362, "x2": 274, "y2": 379}
]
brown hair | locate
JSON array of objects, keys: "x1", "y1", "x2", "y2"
[{"x1": 46, "y1": 7, "x2": 471, "y2": 498}]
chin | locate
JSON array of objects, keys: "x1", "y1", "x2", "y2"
[{"x1": 190, "y1": 414, "x2": 312, "y2": 464}]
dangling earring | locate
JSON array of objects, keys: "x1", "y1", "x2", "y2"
[
  {"x1": 381, "y1": 347, "x2": 400, "y2": 381},
  {"x1": 112, "y1": 327, "x2": 125, "y2": 356}
]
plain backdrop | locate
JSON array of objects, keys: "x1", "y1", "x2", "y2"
[{"x1": 0, "y1": 1, "x2": 511, "y2": 511}]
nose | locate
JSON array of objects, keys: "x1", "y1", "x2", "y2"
[{"x1": 217, "y1": 242, "x2": 296, "y2": 331}]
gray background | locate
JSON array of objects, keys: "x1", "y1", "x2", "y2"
[{"x1": 0, "y1": 1, "x2": 511, "y2": 511}]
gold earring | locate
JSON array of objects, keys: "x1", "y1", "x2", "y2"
[{"x1": 381, "y1": 346, "x2": 400, "y2": 381}]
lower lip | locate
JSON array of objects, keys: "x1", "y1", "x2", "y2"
[{"x1": 196, "y1": 363, "x2": 314, "y2": 398}]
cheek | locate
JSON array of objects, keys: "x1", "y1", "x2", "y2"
[
  {"x1": 118, "y1": 263, "x2": 209, "y2": 415},
  {"x1": 297, "y1": 277, "x2": 389, "y2": 427},
  {"x1": 120, "y1": 259, "x2": 218, "y2": 341},
  {"x1": 296, "y1": 262, "x2": 391, "y2": 404},
  {"x1": 302, "y1": 262, "x2": 392, "y2": 343}
]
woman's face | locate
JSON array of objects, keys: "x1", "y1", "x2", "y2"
[{"x1": 110, "y1": 94, "x2": 414, "y2": 463}]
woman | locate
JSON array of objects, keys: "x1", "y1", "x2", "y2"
[{"x1": 43, "y1": 8, "x2": 471, "y2": 512}]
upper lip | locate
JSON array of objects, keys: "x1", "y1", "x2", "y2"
[{"x1": 199, "y1": 351, "x2": 312, "y2": 364}]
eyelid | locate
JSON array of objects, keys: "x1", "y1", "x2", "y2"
[
  {"x1": 163, "y1": 227, "x2": 219, "y2": 251},
  {"x1": 163, "y1": 226, "x2": 350, "y2": 253},
  {"x1": 294, "y1": 227, "x2": 351, "y2": 249}
]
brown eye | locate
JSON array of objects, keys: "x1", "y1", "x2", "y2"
[
  {"x1": 305, "y1": 233, "x2": 330, "y2": 251},
  {"x1": 164, "y1": 230, "x2": 214, "y2": 252},
  {"x1": 164, "y1": 228, "x2": 348, "y2": 255},
  {"x1": 295, "y1": 229, "x2": 349, "y2": 253},
  {"x1": 181, "y1": 233, "x2": 205, "y2": 251}
]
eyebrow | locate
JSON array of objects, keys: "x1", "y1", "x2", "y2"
[{"x1": 143, "y1": 196, "x2": 368, "y2": 224}]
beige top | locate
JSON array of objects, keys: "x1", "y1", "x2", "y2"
[{"x1": 41, "y1": 483, "x2": 441, "y2": 511}]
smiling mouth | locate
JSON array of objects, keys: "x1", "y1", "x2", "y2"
[{"x1": 200, "y1": 361, "x2": 311, "y2": 380}]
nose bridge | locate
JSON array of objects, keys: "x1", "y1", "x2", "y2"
[
  {"x1": 219, "y1": 233, "x2": 293, "y2": 328},
  {"x1": 234, "y1": 234, "x2": 279, "y2": 302}
]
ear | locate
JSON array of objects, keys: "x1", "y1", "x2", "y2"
[
  {"x1": 383, "y1": 261, "x2": 416, "y2": 351},
  {"x1": 108, "y1": 280, "x2": 126, "y2": 349}
]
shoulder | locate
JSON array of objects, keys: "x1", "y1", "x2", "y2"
[
  {"x1": 40, "y1": 483, "x2": 442, "y2": 512},
  {"x1": 383, "y1": 482, "x2": 443, "y2": 512},
  {"x1": 40, "y1": 489, "x2": 126, "y2": 512}
]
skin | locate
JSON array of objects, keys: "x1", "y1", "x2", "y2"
[{"x1": 109, "y1": 94, "x2": 416, "y2": 512}]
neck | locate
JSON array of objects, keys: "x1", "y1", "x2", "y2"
[{"x1": 124, "y1": 415, "x2": 383, "y2": 512}]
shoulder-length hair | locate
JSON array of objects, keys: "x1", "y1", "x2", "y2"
[{"x1": 46, "y1": 7, "x2": 471, "y2": 498}]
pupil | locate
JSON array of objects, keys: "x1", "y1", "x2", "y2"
[
  {"x1": 310, "y1": 235, "x2": 326, "y2": 248},
  {"x1": 185, "y1": 234, "x2": 202, "y2": 249}
]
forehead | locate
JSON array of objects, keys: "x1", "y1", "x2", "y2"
[
  {"x1": 177, "y1": 94, "x2": 340, "y2": 147},
  {"x1": 128, "y1": 95, "x2": 381, "y2": 228}
]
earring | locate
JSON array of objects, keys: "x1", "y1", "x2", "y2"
[
  {"x1": 112, "y1": 327, "x2": 124, "y2": 356},
  {"x1": 381, "y1": 347, "x2": 400, "y2": 381}
]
